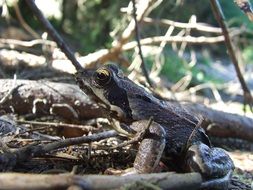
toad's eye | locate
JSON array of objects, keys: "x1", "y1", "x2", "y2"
[{"x1": 93, "y1": 68, "x2": 111, "y2": 86}]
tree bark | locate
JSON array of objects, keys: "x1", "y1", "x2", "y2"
[
  {"x1": 0, "y1": 79, "x2": 103, "y2": 120},
  {"x1": 0, "y1": 172, "x2": 202, "y2": 190},
  {"x1": 184, "y1": 103, "x2": 253, "y2": 141}
]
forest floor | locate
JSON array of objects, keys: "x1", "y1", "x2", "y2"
[
  {"x1": 0, "y1": 57, "x2": 253, "y2": 189},
  {"x1": 0, "y1": 22, "x2": 253, "y2": 189}
]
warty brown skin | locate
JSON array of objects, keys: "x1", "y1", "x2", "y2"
[{"x1": 75, "y1": 64, "x2": 234, "y2": 190}]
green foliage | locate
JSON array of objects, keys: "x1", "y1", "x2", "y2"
[
  {"x1": 145, "y1": 48, "x2": 224, "y2": 85},
  {"x1": 61, "y1": 0, "x2": 127, "y2": 53},
  {"x1": 160, "y1": 0, "x2": 253, "y2": 28},
  {"x1": 242, "y1": 47, "x2": 253, "y2": 64},
  {"x1": 160, "y1": 52, "x2": 188, "y2": 83},
  {"x1": 144, "y1": 53, "x2": 187, "y2": 83}
]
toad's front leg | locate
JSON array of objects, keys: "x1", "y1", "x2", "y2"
[
  {"x1": 130, "y1": 120, "x2": 166, "y2": 173},
  {"x1": 185, "y1": 143, "x2": 234, "y2": 190}
]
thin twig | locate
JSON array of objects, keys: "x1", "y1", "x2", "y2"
[
  {"x1": 113, "y1": 0, "x2": 158, "y2": 48},
  {"x1": 131, "y1": 0, "x2": 153, "y2": 87},
  {"x1": 13, "y1": 0, "x2": 40, "y2": 39},
  {"x1": 122, "y1": 34, "x2": 230, "y2": 50},
  {"x1": 209, "y1": 0, "x2": 253, "y2": 112},
  {"x1": 178, "y1": 15, "x2": 196, "y2": 57},
  {"x1": 25, "y1": 0, "x2": 82, "y2": 71},
  {"x1": 40, "y1": 130, "x2": 118, "y2": 153},
  {"x1": 151, "y1": 25, "x2": 174, "y2": 77},
  {"x1": 0, "y1": 38, "x2": 56, "y2": 47},
  {"x1": 17, "y1": 120, "x2": 100, "y2": 133},
  {"x1": 143, "y1": 17, "x2": 222, "y2": 33},
  {"x1": 0, "y1": 130, "x2": 118, "y2": 171},
  {"x1": 110, "y1": 117, "x2": 154, "y2": 149}
]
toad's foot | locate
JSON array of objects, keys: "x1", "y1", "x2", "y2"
[
  {"x1": 185, "y1": 143, "x2": 234, "y2": 190},
  {"x1": 200, "y1": 171, "x2": 233, "y2": 190},
  {"x1": 105, "y1": 120, "x2": 166, "y2": 175}
]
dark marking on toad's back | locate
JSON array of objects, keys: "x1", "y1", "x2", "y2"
[{"x1": 105, "y1": 79, "x2": 133, "y2": 120}]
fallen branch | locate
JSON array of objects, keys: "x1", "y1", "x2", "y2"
[
  {"x1": 143, "y1": 17, "x2": 222, "y2": 33},
  {"x1": 123, "y1": 34, "x2": 230, "y2": 50},
  {"x1": 112, "y1": 0, "x2": 159, "y2": 49},
  {"x1": 0, "y1": 130, "x2": 117, "y2": 171},
  {"x1": 0, "y1": 49, "x2": 46, "y2": 67},
  {"x1": 0, "y1": 79, "x2": 253, "y2": 142},
  {"x1": 1, "y1": 34, "x2": 236, "y2": 75},
  {"x1": 0, "y1": 38, "x2": 56, "y2": 48},
  {"x1": 51, "y1": 33, "x2": 236, "y2": 74},
  {"x1": 184, "y1": 102, "x2": 253, "y2": 142},
  {"x1": 17, "y1": 120, "x2": 100, "y2": 134},
  {"x1": 0, "y1": 79, "x2": 104, "y2": 120},
  {"x1": 0, "y1": 172, "x2": 202, "y2": 190}
]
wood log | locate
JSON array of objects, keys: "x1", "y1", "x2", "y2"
[
  {"x1": 0, "y1": 172, "x2": 202, "y2": 190},
  {"x1": 184, "y1": 103, "x2": 253, "y2": 142},
  {"x1": 0, "y1": 79, "x2": 103, "y2": 120}
]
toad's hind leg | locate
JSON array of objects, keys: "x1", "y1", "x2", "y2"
[
  {"x1": 185, "y1": 143, "x2": 234, "y2": 190},
  {"x1": 132, "y1": 121, "x2": 166, "y2": 173}
]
